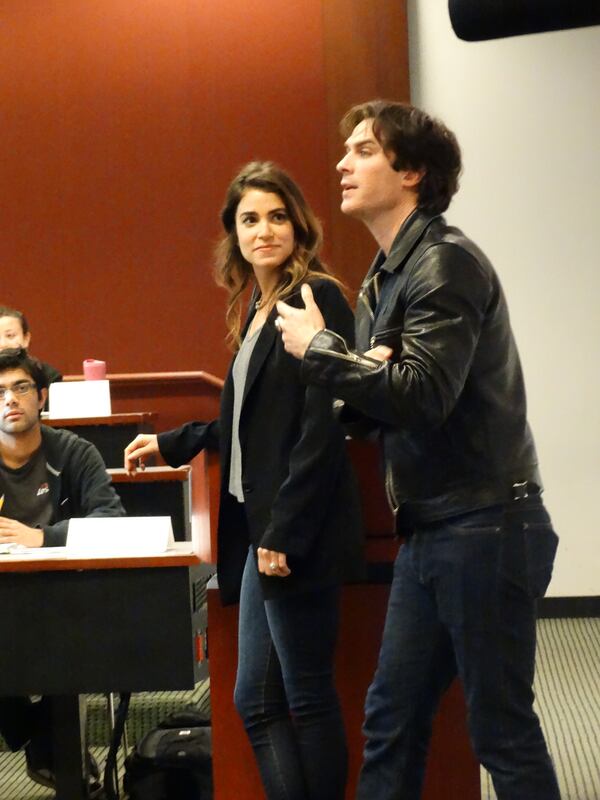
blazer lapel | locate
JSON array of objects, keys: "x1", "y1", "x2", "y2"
[{"x1": 241, "y1": 311, "x2": 278, "y2": 408}]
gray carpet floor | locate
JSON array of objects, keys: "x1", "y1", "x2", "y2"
[
  {"x1": 481, "y1": 616, "x2": 600, "y2": 800},
  {"x1": 0, "y1": 618, "x2": 598, "y2": 799}
]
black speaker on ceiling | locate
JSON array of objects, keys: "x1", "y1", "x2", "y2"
[{"x1": 449, "y1": 0, "x2": 600, "y2": 41}]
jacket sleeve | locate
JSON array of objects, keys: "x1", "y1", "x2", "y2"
[
  {"x1": 258, "y1": 281, "x2": 354, "y2": 557},
  {"x1": 301, "y1": 244, "x2": 492, "y2": 431},
  {"x1": 43, "y1": 441, "x2": 125, "y2": 547},
  {"x1": 157, "y1": 419, "x2": 220, "y2": 467}
]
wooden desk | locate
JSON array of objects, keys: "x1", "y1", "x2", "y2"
[
  {"x1": 0, "y1": 545, "x2": 211, "y2": 799},
  {"x1": 42, "y1": 412, "x2": 157, "y2": 468}
]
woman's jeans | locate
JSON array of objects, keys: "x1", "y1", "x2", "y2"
[
  {"x1": 356, "y1": 496, "x2": 561, "y2": 800},
  {"x1": 234, "y1": 548, "x2": 347, "y2": 800}
]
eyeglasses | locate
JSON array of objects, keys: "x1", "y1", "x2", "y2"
[{"x1": 0, "y1": 381, "x2": 37, "y2": 400}]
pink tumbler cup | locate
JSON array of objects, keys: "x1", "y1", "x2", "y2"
[{"x1": 83, "y1": 359, "x2": 107, "y2": 380}]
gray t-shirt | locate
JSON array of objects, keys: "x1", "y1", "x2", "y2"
[
  {"x1": 0, "y1": 446, "x2": 53, "y2": 529},
  {"x1": 228, "y1": 325, "x2": 262, "y2": 502}
]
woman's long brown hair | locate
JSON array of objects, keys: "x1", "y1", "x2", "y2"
[{"x1": 214, "y1": 161, "x2": 342, "y2": 349}]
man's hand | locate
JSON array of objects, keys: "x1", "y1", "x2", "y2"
[
  {"x1": 124, "y1": 434, "x2": 159, "y2": 475},
  {"x1": 364, "y1": 345, "x2": 393, "y2": 362},
  {"x1": 0, "y1": 518, "x2": 44, "y2": 547},
  {"x1": 276, "y1": 284, "x2": 325, "y2": 360},
  {"x1": 257, "y1": 547, "x2": 291, "y2": 578}
]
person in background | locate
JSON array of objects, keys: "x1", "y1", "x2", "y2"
[
  {"x1": 124, "y1": 161, "x2": 364, "y2": 800},
  {"x1": 0, "y1": 346, "x2": 124, "y2": 795},
  {"x1": 276, "y1": 100, "x2": 560, "y2": 800},
  {"x1": 0, "y1": 306, "x2": 62, "y2": 409}
]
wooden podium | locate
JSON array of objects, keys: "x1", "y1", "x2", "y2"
[
  {"x1": 203, "y1": 439, "x2": 480, "y2": 799},
  {"x1": 207, "y1": 587, "x2": 479, "y2": 800}
]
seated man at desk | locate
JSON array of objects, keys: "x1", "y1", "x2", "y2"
[
  {"x1": 0, "y1": 347, "x2": 124, "y2": 794},
  {"x1": 0, "y1": 305, "x2": 62, "y2": 392}
]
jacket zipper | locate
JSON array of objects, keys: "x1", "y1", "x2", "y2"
[
  {"x1": 358, "y1": 289, "x2": 374, "y2": 322},
  {"x1": 384, "y1": 462, "x2": 400, "y2": 515}
]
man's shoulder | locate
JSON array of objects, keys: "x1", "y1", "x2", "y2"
[
  {"x1": 40, "y1": 426, "x2": 97, "y2": 464},
  {"x1": 385, "y1": 211, "x2": 491, "y2": 280},
  {"x1": 416, "y1": 217, "x2": 496, "y2": 281},
  {"x1": 422, "y1": 217, "x2": 490, "y2": 261}
]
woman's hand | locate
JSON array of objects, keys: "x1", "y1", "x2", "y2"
[
  {"x1": 257, "y1": 547, "x2": 291, "y2": 578},
  {"x1": 124, "y1": 434, "x2": 159, "y2": 475}
]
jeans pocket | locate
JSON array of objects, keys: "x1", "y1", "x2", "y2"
[
  {"x1": 444, "y1": 505, "x2": 505, "y2": 535},
  {"x1": 502, "y1": 522, "x2": 559, "y2": 598},
  {"x1": 438, "y1": 505, "x2": 504, "y2": 535}
]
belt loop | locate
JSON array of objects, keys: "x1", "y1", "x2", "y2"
[{"x1": 512, "y1": 481, "x2": 530, "y2": 500}]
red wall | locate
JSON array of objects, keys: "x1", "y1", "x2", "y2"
[{"x1": 0, "y1": 0, "x2": 408, "y2": 379}]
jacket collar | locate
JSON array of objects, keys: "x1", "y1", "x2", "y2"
[
  {"x1": 234, "y1": 282, "x2": 309, "y2": 409},
  {"x1": 241, "y1": 308, "x2": 278, "y2": 407},
  {"x1": 233, "y1": 294, "x2": 279, "y2": 409},
  {"x1": 365, "y1": 208, "x2": 442, "y2": 280}
]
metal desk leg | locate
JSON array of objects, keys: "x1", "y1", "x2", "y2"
[
  {"x1": 50, "y1": 695, "x2": 88, "y2": 800},
  {"x1": 106, "y1": 692, "x2": 120, "y2": 799}
]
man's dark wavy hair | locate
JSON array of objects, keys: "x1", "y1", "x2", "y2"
[
  {"x1": 340, "y1": 100, "x2": 462, "y2": 214},
  {"x1": 0, "y1": 347, "x2": 48, "y2": 398}
]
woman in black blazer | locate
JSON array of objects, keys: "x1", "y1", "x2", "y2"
[{"x1": 125, "y1": 162, "x2": 363, "y2": 800}]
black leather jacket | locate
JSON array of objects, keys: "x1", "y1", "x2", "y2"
[{"x1": 302, "y1": 210, "x2": 540, "y2": 527}]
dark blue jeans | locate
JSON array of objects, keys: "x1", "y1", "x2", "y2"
[
  {"x1": 234, "y1": 548, "x2": 347, "y2": 800},
  {"x1": 356, "y1": 496, "x2": 560, "y2": 800}
]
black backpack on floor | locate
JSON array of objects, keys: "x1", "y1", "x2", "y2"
[{"x1": 123, "y1": 707, "x2": 213, "y2": 800}]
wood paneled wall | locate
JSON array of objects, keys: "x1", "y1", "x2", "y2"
[{"x1": 1, "y1": 0, "x2": 408, "y2": 380}]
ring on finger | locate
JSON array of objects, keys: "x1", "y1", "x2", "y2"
[
  {"x1": 274, "y1": 317, "x2": 282, "y2": 332},
  {"x1": 269, "y1": 561, "x2": 277, "y2": 570}
]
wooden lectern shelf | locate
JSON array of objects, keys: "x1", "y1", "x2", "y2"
[
  {"x1": 107, "y1": 465, "x2": 192, "y2": 542},
  {"x1": 63, "y1": 370, "x2": 225, "y2": 390},
  {"x1": 61, "y1": 370, "x2": 224, "y2": 433},
  {"x1": 42, "y1": 411, "x2": 157, "y2": 468},
  {"x1": 108, "y1": 465, "x2": 190, "y2": 482},
  {"x1": 43, "y1": 411, "x2": 157, "y2": 428}
]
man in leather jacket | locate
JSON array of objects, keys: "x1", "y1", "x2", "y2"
[{"x1": 276, "y1": 101, "x2": 560, "y2": 800}]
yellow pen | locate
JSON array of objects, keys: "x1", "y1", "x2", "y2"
[{"x1": 0, "y1": 494, "x2": 4, "y2": 513}]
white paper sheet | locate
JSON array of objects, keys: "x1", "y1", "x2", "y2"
[{"x1": 66, "y1": 516, "x2": 174, "y2": 556}]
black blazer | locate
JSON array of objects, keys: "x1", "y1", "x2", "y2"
[{"x1": 158, "y1": 278, "x2": 364, "y2": 604}]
